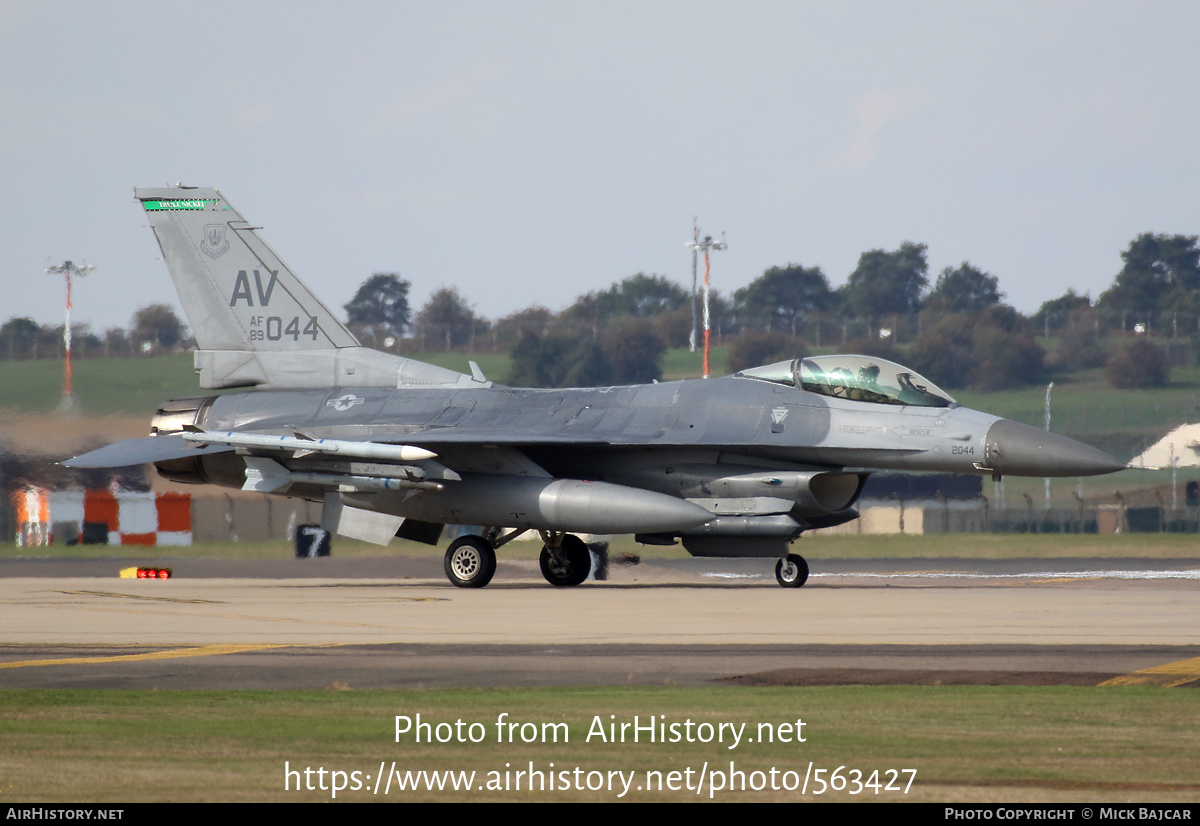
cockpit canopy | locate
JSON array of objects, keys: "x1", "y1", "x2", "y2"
[{"x1": 737, "y1": 354, "x2": 956, "y2": 408}]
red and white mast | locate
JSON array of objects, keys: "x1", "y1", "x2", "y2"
[
  {"x1": 45, "y1": 259, "x2": 93, "y2": 408},
  {"x1": 684, "y1": 227, "x2": 726, "y2": 378}
]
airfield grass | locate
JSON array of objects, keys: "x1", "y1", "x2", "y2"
[
  {"x1": 0, "y1": 353, "x2": 200, "y2": 417},
  {"x1": 1, "y1": 685, "x2": 1197, "y2": 803}
]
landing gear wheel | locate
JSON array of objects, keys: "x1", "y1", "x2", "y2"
[
  {"x1": 444, "y1": 536, "x2": 497, "y2": 588},
  {"x1": 775, "y1": 553, "x2": 809, "y2": 588},
  {"x1": 539, "y1": 534, "x2": 591, "y2": 587}
]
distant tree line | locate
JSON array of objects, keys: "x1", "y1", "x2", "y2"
[
  {"x1": 7, "y1": 232, "x2": 1200, "y2": 392},
  {"x1": 0, "y1": 304, "x2": 190, "y2": 361}
]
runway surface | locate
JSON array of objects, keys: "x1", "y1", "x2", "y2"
[{"x1": 2, "y1": 555, "x2": 1199, "y2": 689}]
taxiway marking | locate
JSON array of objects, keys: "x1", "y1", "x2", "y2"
[
  {"x1": 55, "y1": 589, "x2": 221, "y2": 604},
  {"x1": 1100, "y1": 655, "x2": 1200, "y2": 687},
  {"x1": 0, "y1": 643, "x2": 301, "y2": 670}
]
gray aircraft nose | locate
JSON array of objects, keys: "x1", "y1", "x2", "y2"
[{"x1": 984, "y1": 419, "x2": 1125, "y2": 477}]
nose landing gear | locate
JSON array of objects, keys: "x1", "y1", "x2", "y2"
[{"x1": 775, "y1": 553, "x2": 809, "y2": 588}]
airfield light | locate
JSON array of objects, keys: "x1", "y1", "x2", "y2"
[
  {"x1": 127, "y1": 567, "x2": 172, "y2": 579},
  {"x1": 684, "y1": 227, "x2": 727, "y2": 379},
  {"x1": 45, "y1": 259, "x2": 94, "y2": 409}
]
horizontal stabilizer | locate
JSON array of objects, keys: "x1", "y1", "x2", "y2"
[{"x1": 62, "y1": 436, "x2": 231, "y2": 468}]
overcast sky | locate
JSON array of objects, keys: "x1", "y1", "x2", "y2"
[{"x1": 4, "y1": 1, "x2": 1199, "y2": 335}]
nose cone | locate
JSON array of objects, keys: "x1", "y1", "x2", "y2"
[{"x1": 985, "y1": 419, "x2": 1125, "y2": 477}]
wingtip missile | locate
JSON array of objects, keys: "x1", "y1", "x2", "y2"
[{"x1": 183, "y1": 431, "x2": 437, "y2": 462}]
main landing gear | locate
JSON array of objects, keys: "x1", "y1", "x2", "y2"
[
  {"x1": 443, "y1": 535, "x2": 497, "y2": 589},
  {"x1": 775, "y1": 553, "x2": 809, "y2": 588},
  {"x1": 538, "y1": 533, "x2": 590, "y2": 587},
  {"x1": 442, "y1": 529, "x2": 593, "y2": 589}
]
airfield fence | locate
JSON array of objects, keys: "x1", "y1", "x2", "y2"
[{"x1": 0, "y1": 494, "x2": 322, "y2": 545}]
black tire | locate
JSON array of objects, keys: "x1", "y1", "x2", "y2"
[
  {"x1": 444, "y1": 536, "x2": 497, "y2": 588},
  {"x1": 775, "y1": 553, "x2": 809, "y2": 588},
  {"x1": 539, "y1": 534, "x2": 591, "y2": 586}
]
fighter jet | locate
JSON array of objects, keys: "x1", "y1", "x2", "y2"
[{"x1": 66, "y1": 187, "x2": 1125, "y2": 588}]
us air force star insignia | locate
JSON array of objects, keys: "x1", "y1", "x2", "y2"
[
  {"x1": 771, "y1": 407, "x2": 788, "y2": 424},
  {"x1": 327, "y1": 394, "x2": 365, "y2": 412},
  {"x1": 200, "y1": 224, "x2": 230, "y2": 259}
]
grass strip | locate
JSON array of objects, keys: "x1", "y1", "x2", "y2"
[{"x1": 1, "y1": 685, "x2": 1197, "y2": 803}]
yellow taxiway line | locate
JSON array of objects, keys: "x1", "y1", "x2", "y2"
[
  {"x1": 1100, "y1": 656, "x2": 1200, "y2": 687},
  {"x1": 0, "y1": 643, "x2": 301, "y2": 669}
]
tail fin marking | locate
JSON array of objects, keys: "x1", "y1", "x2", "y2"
[
  {"x1": 135, "y1": 187, "x2": 357, "y2": 352},
  {"x1": 134, "y1": 186, "x2": 478, "y2": 390}
]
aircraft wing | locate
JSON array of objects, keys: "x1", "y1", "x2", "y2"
[
  {"x1": 391, "y1": 428, "x2": 616, "y2": 446},
  {"x1": 59, "y1": 424, "x2": 814, "y2": 471}
]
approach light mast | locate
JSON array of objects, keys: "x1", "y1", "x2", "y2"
[
  {"x1": 685, "y1": 227, "x2": 726, "y2": 378},
  {"x1": 45, "y1": 258, "x2": 93, "y2": 409}
]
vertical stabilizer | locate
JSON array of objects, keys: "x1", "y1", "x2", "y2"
[
  {"x1": 135, "y1": 187, "x2": 357, "y2": 352},
  {"x1": 134, "y1": 186, "x2": 478, "y2": 390}
]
